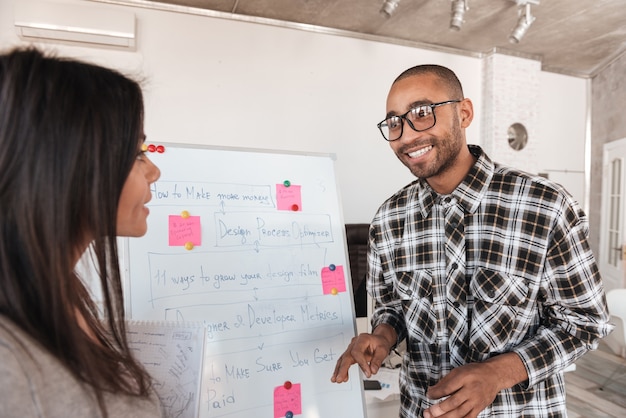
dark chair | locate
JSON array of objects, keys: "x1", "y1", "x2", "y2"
[{"x1": 345, "y1": 223, "x2": 370, "y2": 317}]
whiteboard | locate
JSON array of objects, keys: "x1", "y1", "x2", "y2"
[{"x1": 124, "y1": 143, "x2": 366, "y2": 418}]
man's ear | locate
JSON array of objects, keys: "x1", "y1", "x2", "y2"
[{"x1": 459, "y1": 98, "x2": 474, "y2": 128}]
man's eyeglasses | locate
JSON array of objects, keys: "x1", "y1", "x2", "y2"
[{"x1": 377, "y1": 100, "x2": 461, "y2": 141}]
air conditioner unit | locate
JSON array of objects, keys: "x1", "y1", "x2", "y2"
[{"x1": 14, "y1": 1, "x2": 136, "y2": 49}]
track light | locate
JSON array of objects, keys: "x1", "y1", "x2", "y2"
[
  {"x1": 509, "y1": 2, "x2": 536, "y2": 43},
  {"x1": 449, "y1": 0, "x2": 468, "y2": 31},
  {"x1": 380, "y1": 0, "x2": 401, "y2": 18}
]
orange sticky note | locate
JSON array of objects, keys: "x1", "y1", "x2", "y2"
[
  {"x1": 321, "y1": 265, "x2": 346, "y2": 295},
  {"x1": 273, "y1": 382, "x2": 301, "y2": 418},
  {"x1": 168, "y1": 215, "x2": 201, "y2": 246},
  {"x1": 276, "y1": 184, "x2": 302, "y2": 211}
]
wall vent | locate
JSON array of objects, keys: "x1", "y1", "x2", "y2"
[{"x1": 14, "y1": 1, "x2": 136, "y2": 49}]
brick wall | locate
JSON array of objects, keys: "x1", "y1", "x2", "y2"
[{"x1": 481, "y1": 53, "x2": 541, "y2": 174}]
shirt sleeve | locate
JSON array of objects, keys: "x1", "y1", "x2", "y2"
[
  {"x1": 513, "y1": 200, "x2": 614, "y2": 388},
  {"x1": 367, "y1": 218, "x2": 408, "y2": 348}
]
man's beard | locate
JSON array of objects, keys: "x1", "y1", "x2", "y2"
[{"x1": 398, "y1": 118, "x2": 464, "y2": 180}]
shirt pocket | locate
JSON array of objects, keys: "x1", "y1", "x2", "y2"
[
  {"x1": 469, "y1": 268, "x2": 530, "y2": 356},
  {"x1": 395, "y1": 270, "x2": 436, "y2": 344}
]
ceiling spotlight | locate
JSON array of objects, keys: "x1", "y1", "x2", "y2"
[
  {"x1": 450, "y1": 0, "x2": 468, "y2": 31},
  {"x1": 509, "y1": 2, "x2": 536, "y2": 43},
  {"x1": 380, "y1": 0, "x2": 401, "y2": 18}
]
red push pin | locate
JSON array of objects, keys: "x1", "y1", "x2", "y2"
[
  {"x1": 156, "y1": 144, "x2": 165, "y2": 153},
  {"x1": 283, "y1": 381, "x2": 292, "y2": 390},
  {"x1": 147, "y1": 144, "x2": 156, "y2": 152},
  {"x1": 291, "y1": 204, "x2": 299, "y2": 211}
]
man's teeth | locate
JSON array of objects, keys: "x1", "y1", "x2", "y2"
[{"x1": 408, "y1": 146, "x2": 433, "y2": 158}]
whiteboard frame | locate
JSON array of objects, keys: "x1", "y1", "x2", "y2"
[{"x1": 119, "y1": 141, "x2": 367, "y2": 417}]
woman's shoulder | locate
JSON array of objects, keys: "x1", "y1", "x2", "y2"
[
  {"x1": 0, "y1": 315, "x2": 163, "y2": 418},
  {"x1": 0, "y1": 315, "x2": 39, "y2": 356},
  {"x1": 0, "y1": 315, "x2": 57, "y2": 417}
]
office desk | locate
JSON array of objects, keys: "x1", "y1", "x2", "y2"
[{"x1": 364, "y1": 367, "x2": 400, "y2": 418}]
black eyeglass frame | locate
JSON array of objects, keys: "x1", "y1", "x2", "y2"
[{"x1": 377, "y1": 100, "x2": 461, "y2": 141}]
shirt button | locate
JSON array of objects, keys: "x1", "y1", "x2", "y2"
[
  {"x1": 451, "y1": 263, "x2": 458, "y2": 270},
  {"x1": 453, "y1": 301, "x2": 460, "y2": 308},
  {"x1": 487, "y1": 290, "x2": 496, "y2": 298}
]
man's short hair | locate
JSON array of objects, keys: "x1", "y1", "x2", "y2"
[{"x1": 394, "y1": 64, "x2": 464, "y2": 99}]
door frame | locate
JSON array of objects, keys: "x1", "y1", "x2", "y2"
[{"x1": 599, "y1": 137, "x2": 626, "y2": 291}]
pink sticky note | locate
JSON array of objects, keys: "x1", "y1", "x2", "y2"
[
  {"x1": 321, "y1": 265, "x2": 346, "y2": 295},
  {"x1": 168, "y1": 215, "x2": 202, "y2": 246},
  {"x1": 273, "y1": 383, "x2": 301, "y2": 418},
  {"x1": 276, "y1": 184, "x2": 302, "y2": 211}
]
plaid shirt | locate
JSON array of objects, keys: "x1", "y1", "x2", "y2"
[{"x1": 368, "y1": 145, "x2": 613, "y2": 417}]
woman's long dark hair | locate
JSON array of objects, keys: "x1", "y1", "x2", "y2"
[{"x1": 0, "y1": 47, "x2": 151, "y2": 414}]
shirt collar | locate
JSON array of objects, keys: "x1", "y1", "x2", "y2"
[{"x1": 415, "y1": 145, "x2": 494, "y2": 217}]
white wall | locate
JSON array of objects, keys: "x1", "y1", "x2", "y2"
[
  {"x1": 537, "y1": 71, "x2": 588, "y2": 207},
  {"x1": 0, "y1": 0, "x2": 587, "y2": 221}
]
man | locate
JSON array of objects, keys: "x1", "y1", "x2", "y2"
[{"x1": 331, "y1": 65, "x2": 613, "y2": 418}]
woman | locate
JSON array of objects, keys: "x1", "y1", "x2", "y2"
[{"x1": 0, "y1": 47, "x2": 162, "y2": 417}]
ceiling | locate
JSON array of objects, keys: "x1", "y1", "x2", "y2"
[{"x1": 103, "y1": 0, "x2": 626, "y2": 78}]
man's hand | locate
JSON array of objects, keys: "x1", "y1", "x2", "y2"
[
  {"x1": 330, "y1": 324, "x2": 396, "y2": 383},
  {"x1": 423, "y1": 352, "x2": 528, "y2": 418}
]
